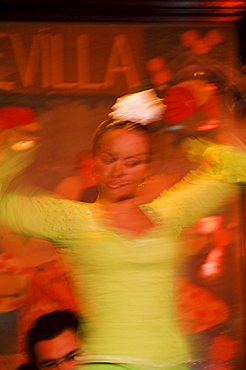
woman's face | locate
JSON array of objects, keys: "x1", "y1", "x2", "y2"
[{"x1": 93, "y1": 128, "x2": 151, "y2": 202}]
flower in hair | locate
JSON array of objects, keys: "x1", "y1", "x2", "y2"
[{"x1": 109, "y1": 89, "x2": 165, "y2": 125}]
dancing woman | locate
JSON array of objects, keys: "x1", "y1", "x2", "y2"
[{"x1": 0, "y1": 90, "x2": 245, "y2": 370}]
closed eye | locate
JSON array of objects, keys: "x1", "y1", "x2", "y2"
[
  {"x1": 125, "y1": 160, "x2": 143, "y2": 167},
  {"x1": 125, "y1": 156, "x2": 150, "y2": 167},
  {"x1": 100, "y1": 154, "x2": 115, "y2": 164}
]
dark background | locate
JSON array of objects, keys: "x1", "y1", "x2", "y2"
[
  {"x1": 0, "y1": 1, "x2": 245, "y2": 64},
  {"x1": 0, "y1": 0, "x2": 245, "y2": 23}
]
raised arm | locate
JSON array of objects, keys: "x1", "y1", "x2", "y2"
[
  {"x1": 145, "y1": 139, "x2": 246, "y2": 236},
  {"x1": 0, "y1": 147, "x2": 84, "y2": 245}
]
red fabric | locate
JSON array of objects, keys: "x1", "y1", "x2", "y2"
[
  {"x1": 209, "y1": 335, "x2": 239, "y2": 361},
  {"x1": 201, "y1": 92, "x2": 220, "y2": 118},
  {"x1": 175, "y1": 278, "x2": 230, "y2": 333},
  {"x1": 0, "y1": 106, "x2": 37, "y2": 131},
  {"x1": 164, "y1": 86, "x2": 199, "y2": 124}
]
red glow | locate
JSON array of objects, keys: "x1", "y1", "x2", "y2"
[
  {"x1": 209, "y1": 335, "x2": 239, "y2": 361},
  {"x1": 200, "y1": 246, "x2": 224, "y2": 278},
  {"x1": 197, "y1": 216, "x2": 223, "y2": 235}
]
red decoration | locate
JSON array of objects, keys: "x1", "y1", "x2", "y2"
[
  {"x1": 164, "y1": 79, "x2": 221, "y2": 128},
  {"x1": 175, "y1": 278, "x2": 230, "y2": 333},
  {"x1": 164, "y1": 86, "x2": 199, "y2": 124},
  {"x1": 0, "y1": 106, "x2": 37, "y2": 131},
  {"x1": 209, "y1": 335, "x2": 239, "y2": 362},
  {"x1": 181, "y1": 29, "x2": 224, "y2": 55}
]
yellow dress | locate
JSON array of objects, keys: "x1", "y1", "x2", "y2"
[{"x1": 0, "y1": 141, "x2": 245, "y2": 370}]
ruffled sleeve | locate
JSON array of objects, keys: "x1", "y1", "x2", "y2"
[
  {"x1": 185, "y1": 138, "x2": 246, "y2": 184},
  {"x1": 0, "y1": 147, "x2": 87, "y2": 246},
  {"x1": 145, "y1": 139, "x2": 246, "y2": 237}
]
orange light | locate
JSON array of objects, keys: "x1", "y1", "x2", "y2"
[{"x1": 196, "y1": 216, "x2": 223, "y2": 235}]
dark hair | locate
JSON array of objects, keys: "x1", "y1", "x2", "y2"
[
  {"x1": 92, "y1": 118, "x2": 150, "y2": 155},
  {"x1": 17, "y1": 362, "x2": 38, "y2": 370},
  {"x1": 26, "y1": 310, "x2": 79, "y2": 363}
]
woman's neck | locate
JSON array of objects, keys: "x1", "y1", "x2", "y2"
[{"x1": 95, "y1": 196, "x2": 155, "y2": 236}]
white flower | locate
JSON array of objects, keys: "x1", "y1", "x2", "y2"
[{"x1": 109, "y1": 89, "x2": 165, "y2": 125}]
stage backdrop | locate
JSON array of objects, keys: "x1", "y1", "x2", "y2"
[{"x1": 0, "y1": 21, "x2": 245, "y2": 370}]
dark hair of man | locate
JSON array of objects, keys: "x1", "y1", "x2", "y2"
[
  {"x1": 26, "y1": 310, "x2": 79, "y2": 363},
  {"x1": 17, "y1": 362, "x2": 38, "y2": 370}
]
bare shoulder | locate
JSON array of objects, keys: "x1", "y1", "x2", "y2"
[{"x1": 54, "y1": 175, "x2": 81, "y2": 200}]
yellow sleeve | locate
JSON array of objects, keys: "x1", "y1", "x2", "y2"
[
  {"x1": 0, "y1": 147, "x2": 86, "y2": 246},
  {"x1": 145, "y1": 140, "x2": 246, "y2": 236}
]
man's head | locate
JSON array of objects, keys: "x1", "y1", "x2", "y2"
[{"x1": 26, "y1": 310, "x2": 80, "y2": 370}]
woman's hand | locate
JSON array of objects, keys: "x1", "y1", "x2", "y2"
[
  {"x1": 7, "y1": 122, "x2": 41, "y2": 152},
  {"x1": 0, "y1": 106, "x2": 41, "y2": 153}
]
